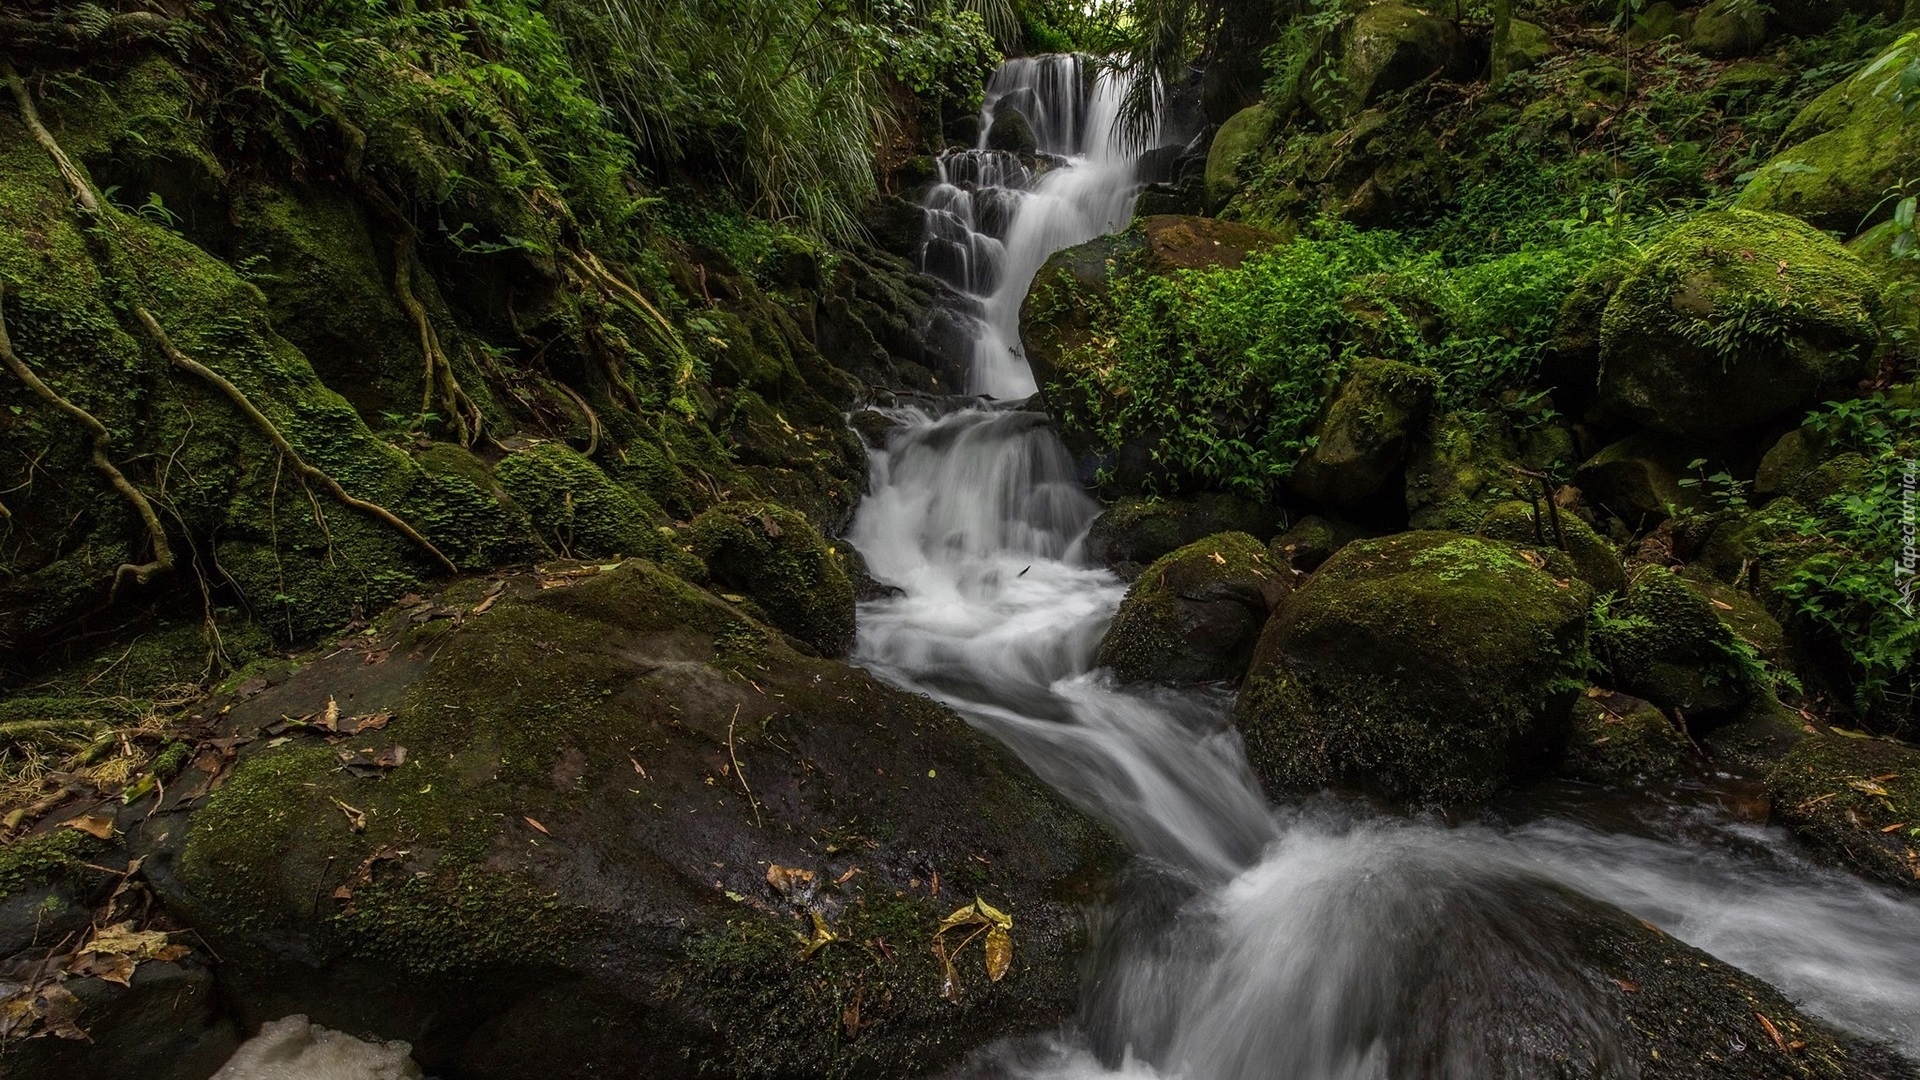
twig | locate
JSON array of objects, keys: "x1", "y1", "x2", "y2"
[
  {"x1": 726, "y1": 703, "x2": 763, "y2": 828},
  {"x1": 133, "y1": 307, "x2": 458, "y2": 574},
  {"x1": 393, "y1": 237, "x2": 481, "y2": 445},
  {"x1": 0, "y1": 285, "x2": 174, "y2": 588}
]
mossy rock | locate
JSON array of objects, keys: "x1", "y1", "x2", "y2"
[
  {"x1": 1736, "y1": 39, "x2": 1920, "y2": 236},
  {"x1": 1769, "y1": 732, "x2": 1920, "y2": 890},
  {"x1": 985, "y1": 106, "x2": 1038, "y2": 156},
  {"x1": 1268, "y1": 514, "x2": 1373, "y2": 573},
  {"x1": 1288, "y1": 358, "x2": 1436, "y2": 506},
  {"x1": 1236, "y1": 532, "x2": 1593, "y2": 802},
  {"x1": 495, "y1": 441, "x2": 667, "y2": 560},
  {"x1": 1403, "y1": 413, "x2": 1531, "y2": 532},
  {"x1": 1500, "y1": 19, "x2": 1556, "y2": 74},
  {"x1": 1595, "y1": 567, "x2": 1765, "y2": 721},
  {"x1": 159, "y1": 562, "x2": 1120, "y2": 1078},
  {"x1": 1477, "y1": 500, "x2": 1626, "y2": 597},
  {"x1": 1597, "y1": 210, "x2": 1880, "y2": 439},
  {"x1": 1097, "y1": 532, "x2": 1290, "y2": 685},
  {"x1": 1574, "y1": 431, "x2": 1706, "y2": 528},
  {"x1": 1754, "y1": 426, "x2": 1831, "y2": 499},
  {"x1": 1084, "y1": 493, "x2": 1282, "y2": 574},
  {"x1": 1688, "y1": 0, "x2": 1768, "y2": 58},
  {"x1": 1309, "y1": 2, "x2": 1466, "y2": 125},
  {"x1": 690, "y1": 501, "x2": 855, "y2": 658},
  {"x1": 1561, "y1": 691, "x2": 1692, "y2": 783},
  {"x1": 1204, "y1": 103, "x2": 1273, "y2": 210},
  {"x1": 1850, "y1": 221, "x2": 1920, "y2": 344}
]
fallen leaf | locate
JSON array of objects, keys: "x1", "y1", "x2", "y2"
[
  {"x1": 972, "y1": 897, "x2": 1013, "y2": 931},
  {"x1": 340, "y1": 711, "x2": 391, "y2": 735},
  {"x1": 524, "y1": 816, "x2": 549, "y2": 835},
  {"x1": 766, "y1": 864, "x2": 816, "y2": 901},
  {"x1": 1884, "y1": 822, "x2": 1909, "y2": 833},
  {"x1": 984, "y1": 925, "x2": 1012, "y2": 982},
  {"x1": 934, "y1": 939, "x2": 960, "y2": 1002},
  {"x1": 842, "y1": 985, "x2": 867, "y2": 1037},
  {"x1": 835, "y1": 866, "x2": 859, "y2": 884},
  {"x1": 798, "y1": 911, "x2": 838, "y2": 959},
  {"x1": 331, "y1": 796, "x2": 367, "y2": 832},
  {"x1": 1756, "y1": 1012, "x2": 1790, "y2": 1054},
  {"x1": 322, "y1": 696, "x2": 340, "y2": 731},
  {"x1": 1612, "y1": 977, "x2": 1638, "y2": 992},
  {"x1": 61, "y1": 812, "x2": 116, "y2": 840},
  {"x1": 471, "y1": 581, "x2": 507, "y2": 615},
  {"x1": 34, "y1": 983, "x2": 88, "y2": 1041},
  {"x1": 1849, "y1": 779, "x2": 1891, "y2": 797}
]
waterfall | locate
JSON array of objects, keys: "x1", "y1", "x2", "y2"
[
  {"x1": 848, "y1": 55, "x2": 1920, "y2": 1080},
  {"x1": 918, "y1": 55, "x2": 1152, "y2": 400}
]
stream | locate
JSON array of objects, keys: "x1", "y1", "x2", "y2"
[{"x1": 847, "y1": 54, "x2": 1920, "y2": 1080}]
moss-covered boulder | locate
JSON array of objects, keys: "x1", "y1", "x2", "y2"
[
  {"x1": 1084, "y1": 493, "x2": 1281, "y2": 575},
  {"x1": 690, "y1": 501, "x2": 855, "y2": 658},
  {"x1": 1594, "y1": 567, "x2": 1766, "y2": 721},
  {"x1": 1098, "y1": 533, "x2": 1291, "y2": 685},
  {"x1": 1574, "y1": 432, "x2": 1702, "y2": 527},
  {"x1": 1268, "y1": 514, "x2": 1373, "y2": 573},
  {"x1": 1560, "y1": 690, "x2": 1692, "y2": 783},
  {"x1": 1237, "y1": 532, "x2": 1592, "y2": 802},
  {"x1": 1477, "y1": 500, "x2": 1626, "y2": 597},
  {"x1": 1769, "y1": 732, "x2": 1920, "y2": 890},
  {"x1": 985, "y1": 106, "x2": 1038, "y2": 156},
  {"x1": 1287, "y1": 358, "x2": 1436, "y2": 506},
  {"x1": 495, "y1": 441, "x2": 667, "y2": 560},
  {"x1": 1596, "y1": 211, "x2": 1880, "y2": 439},
  {"x1": 1308, "y1": 2, "x2": 1466, "y2": 125},
  {"x1": 1737, "y1": 39, "x2": 1920, "y2": 236},
  {"x1": 149, "y1": 562, "x2": 1120, "y2": 1079},
  {"x1": 1688, "y1": 0, "x2": 1768, "y2": 58},
  {"x1": 1204, "y1": 103, "x2": 1273, "y2": 210},
  {"x1": 1500, "y1": 19, "x2": 1555, "y2": 74},
  {"x1": 1403, "y1": 412, "x2": 1569, "y2": 533}
]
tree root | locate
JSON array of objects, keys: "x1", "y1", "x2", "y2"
[
  {"x1": 554, "y1": 381, "x2": 602, "y2": 457},
  {"x1": 0, "y1": 286, "x2": 174, "y2": 589},
  {"x1": 134, "y1": 307, "x2": 459, "y2": 575},
  {"x1": 0, "y1": 12, "x2": 173, "y2": 52},
  {"x1": 3, "y1": 59, "x2": 103, "y2": 217},
  {"x1": 566, "y1": 248, "x2": 700, "y2": 408},
  {"x1": 393, "y1": 237, "x2": 482, "y2": 445}
]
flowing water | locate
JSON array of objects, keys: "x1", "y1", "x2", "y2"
[{"x1": 849, "y1": 54, "x2": 1920, "y2": 1080}]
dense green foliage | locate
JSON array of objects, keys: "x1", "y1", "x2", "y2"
[
  {"x1": 1773, "y1": 393, "x2": 1920, "y2": 726},
  {"x1": 1053, "y1": 220, "x2": 1623, "y2": 496}
]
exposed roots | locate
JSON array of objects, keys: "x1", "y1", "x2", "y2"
[
  {"x1": 134, "y1": 307, "x2": 460, "y2": 575},
  {"x1": 566, "y1": 248, "x2": 701, "y2": 409},
  {"x1": 554, "y1": 381, "x2": 602, "y2": 457},
  {"x1": 3, "y1": 59, "x2": 102, "y2": 217},
  {"x1": 393, "y1": 238, "x2": 482, "y2": 445},
  {"x1": 0, "y1": 285, "x2": 174, "y2": 589}
]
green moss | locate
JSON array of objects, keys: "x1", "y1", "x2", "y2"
[
  {"x1": 1237, "y1": 531, "x2": 1592, "y2": 801},
  {"x1": 496, "y1": 441, "x2": 668, "y2": 560},
  {"x1": 690, "y1": 501, "x2": 855, "y2": 658},
  {"x1": 1736, "y1": 39, "x2": 1920, "y2": 235},
  {"x1": 1097, "y1": 532, "x2": 1280, "y2": 684},
  {"x1": 332, "y1": 865, "x2": 571, "y2": 978},
  {"x1": 1594, "y1": 567, "x2": 1765, "y2": 719},
  {"x1": 1404, "y1": 414, "x2": 1528, "y2": 531},
  {"x1": 0, "y1": 828, "x2": 107, "y2": 901},
  {"x1": 1205, "y1": 104, "x2": 1273, "y2": 210},
  {"x1": 1477, "y1": 500, "x2": 1626, "y2": 596},
  {"x1": 1289, "y1": 358, "x2": 1435, "y2": 505},
  {"x1": 1769, "y1": 734, "x2": 1920, "y2": 889},
  {"x1": 1598, "y1": 210, "x2": 1880, "y2": 437},
  {"x1": 1562, "y1": 693, "x2": 1691, "y2": 782}
]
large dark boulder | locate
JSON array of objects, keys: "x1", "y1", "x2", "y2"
[
  {"x1": 1085, "y1": 493, "x2": 1282, "y2": 575},
  {"x1": 1237, "y1": 532, "x2": 1592, "y2": 802},
  {"x1": 1596, "y1": 210, "x2": 1880, "y2": 439},
  {"x1": 1306, "y1": 2, "x2": 1468, "y2": 125},
  {"x1": 1097, "y1": 533, "x2": 1292, "y2": 685},
  {"x1": 689, "y1": 500, "x2": 855, "y2": 658},
  {"x1": 1592, "y1": 567, "x2": 1767, "y2": 722},
  {"x1": 139, "y1": 562, "x2": 1120, "y2": 1080}
]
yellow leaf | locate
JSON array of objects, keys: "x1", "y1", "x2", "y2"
[
  {"x1": 798, "y1": 911, "x2": 839, "y2": 959},
  {"x1": 61, "y1": 812, "x2": 115, "y2": 840},
  {"x1": 1849, "y1": 779, "x2": 1891, "y2": 797},
  {"x1": 984, "y1": 925, "x2": 1012, "y2": 982},
  {"x1": 937, "y1": 902, "x2": 988, "y2": 935},
  {"x1": 973, "y1": 897, "x2": 1013, "y2": 931}
]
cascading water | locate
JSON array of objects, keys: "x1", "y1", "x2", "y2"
[
  {"x1": 851, "y1": 55, "x2": 1920, "y2": 1080},
  {"x1": 920, "y1": 56, "x2": 1150, "y2": 400}
]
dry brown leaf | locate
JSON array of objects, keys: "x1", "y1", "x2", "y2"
[
  {"x1": 1849, "y1": 779, "x2": 1891, "y2": 797},
  {"x1": 61, "y1": 812, "x2": 116, "y2": 840},
  {"x1": 1756, "y1": 1012, "x2": 1790, "y2": 1054},
  {"x1": 35, "y1": 983, "x2": 88, "y2": 1041},
  {"x1": 471, "y1": 581, "x2": 507, "y2": 615},
  {"x1": 766, "y1": 864, "x2": 815, "y2": 900},
  {"x1": 524, "y1": 816, "x2": 549, "y2": 835},
  {"x1": 322, "y1": 696, "x2": 340, "y2": 731}
]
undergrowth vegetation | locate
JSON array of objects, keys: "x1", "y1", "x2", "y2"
[{"x1": 1054, "y1": 219, "x2": 1626, "y2": 496}]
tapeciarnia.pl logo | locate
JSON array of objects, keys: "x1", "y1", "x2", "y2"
[{"x1": 1900, "y1": 459, "x2": 1917, "y2": 618}]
